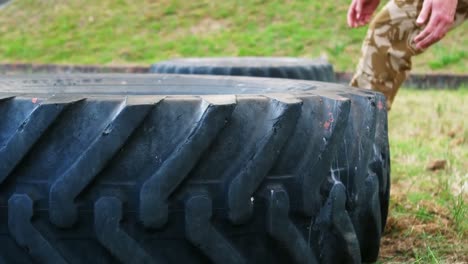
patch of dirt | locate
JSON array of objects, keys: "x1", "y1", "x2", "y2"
[
  {"x1": 168, "y1": 17, "x2": 230, "y2": 40},
  {"x1": 447, "y1": 126, "x2": 462, "y2": 138},
  {"x1": 451, "y1": 137, "x2": 465, "y2": 147},
  {"x1": 447, "y1": 130, "x2": 457, "y2": 138},
  {"x1": 380, "y1": 216, "x2": 467, "y2": 263},
  {"x1": 379, "y1": 194, "x2": 468, "y2": 263},
  {"x1": 426, "y1": 159, "x2": 447, "y2": 171},
  {"x1": 190, "y1": 18, "x2": 229, "y2": 35},
  {"x1": 380, "y1": 217, "x2": 425, "y2": 261}
]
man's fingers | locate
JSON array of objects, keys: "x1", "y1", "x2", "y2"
[
  {"x1": 357, "y1": 16, "x2": 370, "y2": 27},
  {"x1": 355, "y1": 0, "x2": 363, "y2": 19},
  {"x1": 414, "y1": 27, "x2": 431, "y2": 43},
  {"x1": 414, "y1": 14, "x2": 452, "y2": 49},
  {"x1": 413, "y1": 0, "x2": 457, "y2": 49},
  {"x1": 355, "y1": 0, "x2": 364, "y2": 20},
  {"x1": 416, "y1": 32, "x2": 438, "y2": 49},
  {"x1": 348, "y1": 0, "x2": 376, "y2": 28},
  {"x1": 347, "y1": 1, "x2": 358, "y2": 27},
  {"x1": 416, "y1": 0, "x2": 432, "y2": 25},
  {"x1": 363, "y1": 13, "x2": 373, "y2": 24},
  {"x1": 414, "y1": 15, "x2": 438, "y2": 42},
  {"x1": 415, "y1": 26, "x2": 446, "y2": 49}
]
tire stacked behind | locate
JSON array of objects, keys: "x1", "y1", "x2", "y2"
[{"x1": 150, "y1": 57, "x2": 336, "y2": 82}]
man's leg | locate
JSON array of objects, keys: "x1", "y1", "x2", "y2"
[{"x1": 350, "y1": 0, "x2": 467, "y2": 110}]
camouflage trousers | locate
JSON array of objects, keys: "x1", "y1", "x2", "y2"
[{"x1": 350, "y1": 0, "x2": 468, "y2": 109}]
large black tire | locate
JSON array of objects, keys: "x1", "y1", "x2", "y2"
[
  {"x1": 0, "y1": 0, "x2": 11, "y2": 8},
  {"x1": 0, "y1": 74, "x2": 389, "y2": 264},
  {"x1": 150, "y1": 57, "x2": 335, "y2": 82},
  {"x1": 150, "y1": 57, "x2": 390, "y2": 261}
]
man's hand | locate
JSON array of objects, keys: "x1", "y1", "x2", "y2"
[
  {"x1": 413, "y1": 0, "x2": 458, "y2": 49},
  {"x1": 347, "y1": 0, "x2": 381, "y2": 27}
]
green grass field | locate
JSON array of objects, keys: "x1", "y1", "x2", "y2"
[
  {"x1": 381, "y1": 88, "x2": 467, "y2": 263},
  {"x1": 0, "y1": 0, "x2": 466, "y2": 72}
]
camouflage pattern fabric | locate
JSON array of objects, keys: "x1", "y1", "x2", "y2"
[{"x1": 350, "y1": 0, "x2": 468, "y2": 110}]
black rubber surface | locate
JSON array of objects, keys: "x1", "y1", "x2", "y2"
[
  {"x1": 0, "y1": 74, "x2": 389, "y2": 264},
  {"x1": 0, "y1": 0, "x2": 11, "y2": 9},
  {"x1": 150, "y1": 57, "x2": 335, "y2": 82}
]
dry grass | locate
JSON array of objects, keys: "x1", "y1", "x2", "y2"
[{"x1": 379, "y1": 88, "x2": 467, "y2": 263}]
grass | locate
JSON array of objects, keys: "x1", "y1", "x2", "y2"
[
  {"x1": 380, "y1": 88, "x2": 468, "y2": 263},
  {"x1": 0, "y1": 0, "x2": 466, "y2": 73}
]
